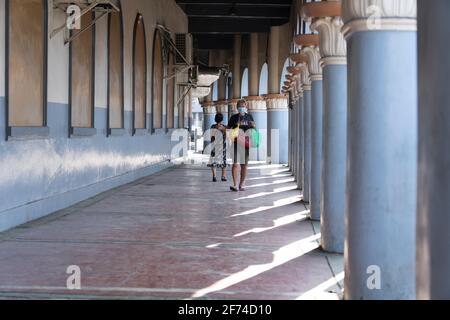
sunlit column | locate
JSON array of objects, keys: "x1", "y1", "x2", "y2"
[
  {"x1": 286, "y1": 66, "x2": 305, "y2": 191},
  {"x1": 342, "y1": 0, "x2": 418, "y2": 300},
  {"x1": 295, "y1": 79, "x2": 304, "y2": 191},
  {"x1": 267, "y1": 26, "x2": 289, "y2": 164},
  {"x1": 232, "y1": 35, "x2": 242, "y2": 99},
  {"x1": 215, "y1": 101, "x2": 229, "y2": 126},
  {"x1": 297, "y1": 36, "x2": 323, "y2": 221},
  {"x1": 245, "y1": 96, "x2": 267, "y2": 162},
  {"x1": 288, "y1": 102, "x2": 294, "y2": 170},
  {"x1": 287, "y1": 88, "x2": 298, "y2": 178},
  {"x1": 202, "y1": 101, "x2": 216, "y2": 150},
  {"x1": 229, "y1": 99, "x2": 239, "y2": 116},
  {"x1": 290, "y1": 58, "x2": 312, "y2": 204},
  {"x1": 247, "y1": 34, "x2": 268, "y2": 162},
  {"x1": 307, "y1": 0, "x2": 347, "y2": 254},
  {"x1": 249, "y1": 33, "x2": 260, "y2": 97},
  {"x1": 416, "y1": 0, "x2": 450, "y2": 300},
  {"x1": 266, "y1": 94, "x2": 289, "y2": 164}
]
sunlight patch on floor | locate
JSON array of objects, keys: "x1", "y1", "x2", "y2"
[
  {"x1": 191, "y1": 234, "x2": 321, "y2": 299},
  {"x1": 296, "y1": 272, "x2": 344, "y2": 300},
  {"x1": 233, "y1": 211, "x2": 309, "y2": 238}
]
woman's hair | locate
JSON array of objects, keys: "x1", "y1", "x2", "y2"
[{"x1": 215, "y1": 113, "x2": 224, "y2": 123}]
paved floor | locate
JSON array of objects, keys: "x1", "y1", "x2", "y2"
[{"x1": 0, "y1": 160, "x2": 344, "y2": 300}]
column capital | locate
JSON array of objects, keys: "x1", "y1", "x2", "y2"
[
  {"x1": 244, "y1": 96, "x2": 267, "y2": 112},
  {"x1": 342, "y1": 0, "x2": 417, "y2": 39},
  {"x1": 202, "y1": 101, "x2": 216, "y2": 115},
  {"x1": 290, "y1": 53, "x2": 309, "y2": 65},
  {"x1": 287, "y1": 66, "x2": 302, "y2": 75},
  {"x1": 229, "y1": 99, "x2": 239, "y2": 115},
  {"x1": 295, "y1": 78, "x2": 304, "y2": 97},
  {"x1": 311, "y1": 17, "x2": 347, "y2": 67},
  {"x1": 215, "y1": 100, "x2": 229, "y2": 114},
  {"x1": 298, "y1": 63, "x2": 312, "y2": 90},
  {"x1": 264, "y1": 94, "x2": 289, "y2": 111},
  {"x1": 300, "y1": 46, "x2": 323, "y2": 81}
]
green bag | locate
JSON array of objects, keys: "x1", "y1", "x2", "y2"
[{"x1": 248, "y1": 128, "x2": 261, "y2": 149}]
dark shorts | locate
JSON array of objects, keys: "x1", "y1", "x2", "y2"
[{"x1": 233, "y1": 142, "x2": 250, "y2": 165}]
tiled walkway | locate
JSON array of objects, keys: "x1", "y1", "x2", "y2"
[{"x1": 0, "y1": 160, "x2": 343, "y2": 300}]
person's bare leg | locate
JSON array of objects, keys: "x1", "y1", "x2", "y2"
[
  {"x1": 231, "y1": 164, "x2": 239, "y2": 189},
  {"x1": 239, "y1": 164, "x2": 248, "y2": 190},
  {"x1": 211, "y1": 167, "x2": 216, "y2": 178},
  {"x1": 221, "y1": 167, "x2": 227, "y2": 180}
]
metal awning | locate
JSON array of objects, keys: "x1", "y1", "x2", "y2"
[{"x1": 49, "y1": 0, "x2": 120, "y2": 45}]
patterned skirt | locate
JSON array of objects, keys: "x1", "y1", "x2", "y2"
[{"x1": 207, "y1": 142, "x2": 227, "y2": 168}]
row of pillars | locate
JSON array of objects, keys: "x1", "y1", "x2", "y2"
[
  {"x1": 287, "y1": 0, "x2": 450, "y2": 300},
  {"x1": 201, "y1": 31, "x2": 290, "y2": 164}
]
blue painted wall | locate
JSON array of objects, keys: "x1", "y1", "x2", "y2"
[{"x1": 0, "y1": 99, "x2": 180, "y2": 232}]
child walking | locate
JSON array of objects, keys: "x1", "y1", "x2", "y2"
[{"x1": 207, "y1": 113, "x2": 228, "y2": 182}]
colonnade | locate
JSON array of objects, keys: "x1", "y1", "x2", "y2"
[
  {"x1": 287, "y1": 0, "x2": 424, "y2": 300},
  {"x1": 201, "y1": 28, "x2": 290, "y2": 164},
  {"x1": 199, "y1": 0, "x2": 450, "y2": 300}
]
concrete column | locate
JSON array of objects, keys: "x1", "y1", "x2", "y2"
[
  {"x1": 266, "y1": 94, "x2": 289, "y2": 164},
  {"x1": 218, "y1": 78, "x2": 227, "y2": 101},
  {"x1": 268, "y1": 27, "x2": 280, "y2": 94},
  {"x1": 296, "y1": 88, "x2": 304, "y2": 191},
  {"x1": 249, "y1": 33, "x2": 260, "y2": 96},
  {"x1": 218, "y1": 50, "x2": 228, "y2": 102},
  {"x1": 215, "y1": 101, "x2": 229, "y2": 126},
  {"x1": 298, "y1": 63, "x2": 312, "y2": 203},
  {"x1": 229, "y1": 99, "x2": 239, "y2": 116},
  {"x1": 267, "y1": 27, "x2": 288, "y2": 164},
  {"x1": 233, "y1": 35, "x2": 242, "y2": 99},
  {"x1": 246, "y1": 33, "x2": 268, "y2": 162},
  {"x1": 308, "y1": 2, "x2": 348, "y2": 254},
  {"x1": 291, "y1": 100, "x2": 297, "y2": 176},
  {"x1": 416, "y1": 0, "x2": 450, "y2": 300},
  {"x1": 246, "y1": 96, "x2": 267, "y2": 162},
  {"x1": 299, "y1": 43, "x2": 323, "y2": 221},
  {"x1": 289, "y1": 106, "x2": 293, "y2": 169},
  {"x1": 342, "y1": 0, "x2": 418, "y2": 300},
  {"x1": 202, "y1": 101, "x2": 216, "y2": 150},
  {"x1": 288, "y1": 71, "x2": 304, "y2": 191}
]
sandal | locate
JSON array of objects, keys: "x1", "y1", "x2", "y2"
[{"x1": 230, "y1": 186, "x2": 238, "y2": 192}]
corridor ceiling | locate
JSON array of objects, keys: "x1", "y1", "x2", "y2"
[{"x1": 175, "y1": 0, "x2": 293, "y2": 49}]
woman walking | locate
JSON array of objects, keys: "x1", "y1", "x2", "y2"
[{"x1": 207, "y1": 113, "x2": 228, "y2": 182}]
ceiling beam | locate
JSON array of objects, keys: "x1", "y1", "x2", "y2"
[
  {"x1": 182, "y1": 5, "x2": 290, "y2": 19},
  {"x1": 194, "y1": 34, "x2": 235, "y2": 50},
  {"x1": 189, "y1": 17, "x2": 272, "y2": 34},
  {"x1": 176, "y1": 0, "x2": 291, "y2": 6},
  {"x1": 187, "y1": 15, "x2": 288, "y2": 20}
]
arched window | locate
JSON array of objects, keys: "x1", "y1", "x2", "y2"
[
  {"x1": 133, "y1": 14, "x2": 147, "y2": 132},
  {"x1": 152, "y1": 29, "x2": 163, "y2": 131},
  {"x1": 212, "y1": 81, "x2": 218, "y2": 101},
  {"x1": 166, "y1": 48, "x2": 175, "y2": 129},
  {"x1": 259, "y1": 63, "x2": 268, "y2": 96},
  {"x1": 70, "y1": 11, "x2": 95, "y2": 133},
  {"x1": 108, "y1": 5, "x2": 124, "y2": 133},
  {"x1": 7, "y1": 0, "x2": 47, "y2": 134},
  {"x1": 241, "y1": 68, "x2": 249, "y2": 98}
]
